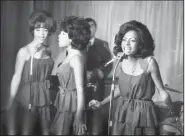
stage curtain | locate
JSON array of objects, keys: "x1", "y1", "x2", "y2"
[
  {"x1": 1, "y1": 1, "x2": 183, "y2": 109},
  {"x1": 1, "y1": 1, "x2": 34, "y2": 108}
]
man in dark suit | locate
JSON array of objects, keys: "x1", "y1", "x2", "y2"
[{"x1": 85, "y1": 18, "x2": 112, "y2": 135}]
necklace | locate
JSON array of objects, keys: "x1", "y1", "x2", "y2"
[
  {"x1": 28, "y1": 44, "x2": 43, "y2": 55},
  {"x1": 131, "y1": 60, "x2": 138, "y2": 75},
  {"x1": 128, "y1": 59, "x2": 138, "y2": 97}
]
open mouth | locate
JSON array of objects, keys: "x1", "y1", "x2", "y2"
[{"x1": 125, "y1": 49, "x2": 131, "y2": 52}]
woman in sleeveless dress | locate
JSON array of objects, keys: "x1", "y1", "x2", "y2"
[
  {"x1": 6, "y1": 10, "x2": 56, "y2": 135},
  {"x1": 89, "y1": 20, "x2": 174, "y2": 135},
  {"x1": 50, "y1": 16, "x2": 91, "y2": 135}
]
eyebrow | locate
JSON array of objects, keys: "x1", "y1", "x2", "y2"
[
  {"x1": 35, "y1": 27, "x2": 48, "y2": 29},
  {"x1": 123, "y1": 37, "x2": 137, "y2": 39},
  {"x1": 89, "y1": 22, "x2": 95, "y2": 26}
]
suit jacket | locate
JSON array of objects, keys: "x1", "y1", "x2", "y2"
[
  {"x1": 86, "y1": 38, "x2": 112, "y2": 101},
  {"x1": 87, "y1": 38, "x2": 112, "y2": 75}
]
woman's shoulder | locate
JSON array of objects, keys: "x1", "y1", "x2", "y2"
[
  {"x1": 17, "y1": 46, "x2": 31, "y2": 60},
  {"x1": 69, "y1": 52, "x2": 85, "y2": 66},
  {"x1": 71, "y1": 49, "x2": 84, "y2": 57},
  {"x1": 145, "y1": 55, "x2": 155, "y2": 61},
  {"x1": 19, "y1": 45, "x2": 29, "y2": 54},
  {"x1": 143, "y1": 56, "x2": 158, "y2": 72},
  {"x1": 141, "y1": 56, "x2": 156, "y2": 65},
  {"x1": 71, "y1": 52, "x2": 85, "y2": 61}
]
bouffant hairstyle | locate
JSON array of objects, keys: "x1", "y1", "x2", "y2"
[
  {"x1": 60, "y1": 16, "x2": 91, "y2": 51},
  {"x1": 114, "y1": 20, "x2": 155, "y2": 58},
  {"x1": 28, "y1": 10, "x2": 56, "y2": 36}
]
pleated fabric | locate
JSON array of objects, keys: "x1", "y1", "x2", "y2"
[
  {"x1": 50, "y1": 57, "x2": 85, "y2": 135},
  {"x1": 113, "y1": 57, "x2": 159, "y2": 135},
  {"x1": 15, "y1": 57, "x2": 54, "y2": 122}
]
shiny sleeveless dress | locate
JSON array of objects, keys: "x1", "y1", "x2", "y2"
[
  {"x1": 112, "y1": 57, "x2": 158, "y2": 135},
  {"x1": 50, "y1": 55, "x2": 85, "y2": 135},
  {"x1": 15, "y1": 57, "x2": 54, "y2": 120}
]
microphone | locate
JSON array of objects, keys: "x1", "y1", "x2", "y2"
[
  {"x1": 30, "y1": 45, "x2": 41, "y2": 75},
  {"x1": 104, "y1": 53, "x2": 125, "y2": 67},
  {"x1": 29, "y1": 45, "x2": 42, "y2": 110}
]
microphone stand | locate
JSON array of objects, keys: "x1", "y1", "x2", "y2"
[
  {"x1": 108, "y1": 56, "x2": 123, "y2": 135},
  {"x1": 29, "y1": 49, "x2": 38, "y2": 111}
]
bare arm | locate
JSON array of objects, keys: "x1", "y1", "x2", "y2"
[
  {"x1": 101, "y1": 86, "x2": 121, "y2": 105},
  {"x1": 89, "y1": 85, "x2": 121, "y2": 108},
  {"x1": 9, "y1": 48, "x2": 27, "y2": 104},
  {"x1": 149, "y1": 57, "x2": 173, "y2": 109},
  {"x1": 100, "y1": 62, "x2": 122, "y2": 106},
  {"x1": 89, "y1": 63, "x2": 121, "y2": 109},
  {"x1": 70, "y1": 55, "x2": 85, "y2": 120}
]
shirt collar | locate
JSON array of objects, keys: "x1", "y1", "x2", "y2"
[{"x1": 90, "y1": 37, "x2": 95, "y2": 46}]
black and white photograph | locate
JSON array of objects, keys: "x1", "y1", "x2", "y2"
[{"x1": 0, "y1": 1, "x2": 184, "y2": 135}]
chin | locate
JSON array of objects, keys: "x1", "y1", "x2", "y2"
[
  {"x1": 124, "y1": 51, "x2": 131, "y2": 55},
  {"x1": 37, "y1": 40, "x2": 43, "y2": 44},
  {"x1": 59, "y1": 44, "x2": 66, "y2": 48},
  {"x1": 58, "y1": 45, "x2": 63, "y2": 47}
]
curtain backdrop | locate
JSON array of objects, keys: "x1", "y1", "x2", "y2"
[
  {"x1": 1, "y1": 1, "x2": 183, "y2": 108},
  {"x1": 1, "y1": 1, "x2": 34, "y2": 108}
]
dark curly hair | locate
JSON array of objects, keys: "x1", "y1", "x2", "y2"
[
  {"x1": 113, "y1": 20, "x2": 155, "y2": 58},
  {"x1": 85, "y1": 18, "x2": 97, "y2": 27},
  {"x1": 60, "y1": 16, "x2": 91, "y2": 51},
  {"x1": 28, "y1": 10, "x2": 57, "y2": 36}
]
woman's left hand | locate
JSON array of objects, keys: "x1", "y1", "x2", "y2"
[
  {"x1": 89, "y1": 99, "x2": 102, "y2": 110},
  {"x1": 73, "y1": 117, "x2": 87, "y2": 135}
]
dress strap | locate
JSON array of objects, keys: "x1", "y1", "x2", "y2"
[
  {"x1": 24, "y1": 47, "x2": 32, "y2": 61},
  {"x1": 57, "y1": 50, "x2": 68, "y2": 68},
  {"x1": 115, "y1": 61, "x2": 122, "y2": 78},
  {"x1": 60, "y1": 52, "x2": 83, "y2": 66},
  {"x1": 146, "y1": 56, "x2": 154, "y2": 73}
]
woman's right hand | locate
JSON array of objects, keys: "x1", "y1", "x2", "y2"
[
  {"x1": 73, "y1": 116, "x2": 87, "y2": 135},
  {"x1": 88, "y1": 99, "x2": 102, "y2": 110}
]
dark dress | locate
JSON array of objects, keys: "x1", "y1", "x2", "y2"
[
  {"x1": 112, "y1": 57, "x2": 158, "y2": 135},
  {"x1": 14, "y1": 57, "x2": 54, "y2": 128},
  {"x1": 50, "y1": 55, "x2": 85, "y2": 135},
  {"x1": 6, "y1": 56, "x2": 54, "y2": 135},
  {"x1": 16, "y1": 57, "x2": 54, "y2": 109}
]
